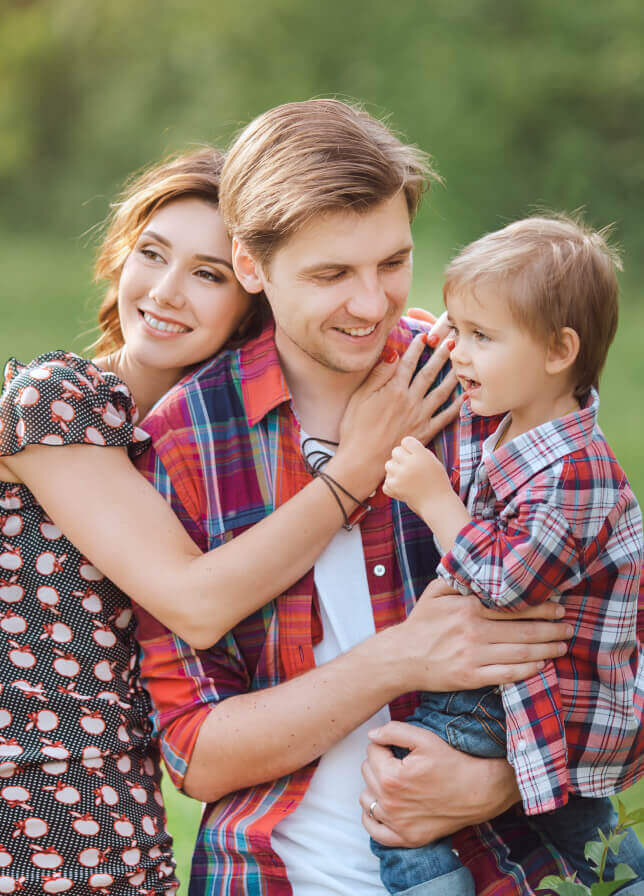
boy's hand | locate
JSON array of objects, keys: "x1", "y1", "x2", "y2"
[{"x1": 383, "y1": 436, "x2": 452, "y2": 522}]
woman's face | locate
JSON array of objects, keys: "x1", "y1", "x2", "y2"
[{"x1": 117, "y1": 197, "x2": 252, "y2": 377}]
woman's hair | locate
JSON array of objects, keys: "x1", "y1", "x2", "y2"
[{"x1": 92, "y1": 147, "x2": 269, "y2": 357}]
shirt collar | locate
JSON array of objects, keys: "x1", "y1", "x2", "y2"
[
  {"x1": 239, "y1": 324, "x2": 292, "y2": 427},
  {"x1": 238, "y1": 317, "x2": 420, "y2": 427},
  {"x1": 479, "y1": 388, "x2": 600, "y2": 501}
]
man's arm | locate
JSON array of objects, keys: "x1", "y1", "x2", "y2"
[{"x1": 182, "y1": 582, "x2": 570, "y2": 802}]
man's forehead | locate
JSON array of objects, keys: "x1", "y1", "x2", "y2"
[{"x1": 276, "y1": 193, "x2": 413, "y2": 268}]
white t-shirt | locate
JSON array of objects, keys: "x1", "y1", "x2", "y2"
[{"x1": 271, "y1": 438, "x2": 389, "y2": 894}]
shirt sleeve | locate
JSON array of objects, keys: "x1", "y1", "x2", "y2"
[
  {"x1": 133, "y1": 428, "x2": 250, "y2": 790},
  {"x1": 439, "y1": 492, "x2": 583, "y2": 611}
]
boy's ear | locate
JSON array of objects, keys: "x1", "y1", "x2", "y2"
[
  {"x1": 232, "y1": 238, "x2": 266, "y2": 295},
  {"x1": 545, "y1": 327, "x2": 580, "y2": 376}
]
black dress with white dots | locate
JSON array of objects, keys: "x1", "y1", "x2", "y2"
[{"x1": 0, "y1": 352, "x2": 177, "y2": 895}]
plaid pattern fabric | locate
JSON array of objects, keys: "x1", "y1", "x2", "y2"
[
  {"x1": 440, "y1": 392, "x2": 644, "y2": 814},
  {"x1": 134, "y1": 320, "x2": 576, "y2": 895}
]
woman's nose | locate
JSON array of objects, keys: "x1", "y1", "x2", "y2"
[{"x1": 149, "y1": 268, "x2": 185, "y2": 308}]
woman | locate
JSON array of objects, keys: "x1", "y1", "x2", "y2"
[{"x1": 0, "y1": 148, "x2": 458, "y2": 893}]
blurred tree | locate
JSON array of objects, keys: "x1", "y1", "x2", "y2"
[{"x1": 1, "y1": 0, "x2": 642, "y2": 275}]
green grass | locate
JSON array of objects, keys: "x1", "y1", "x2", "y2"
[{"x1": 1, "y1": 232, "x2": 642, "y2": 880}]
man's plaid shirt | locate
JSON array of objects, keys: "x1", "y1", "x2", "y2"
[
  {"x1": 134, "y1": 320, "x2": 582, "y2": 895},
  {"x1": 440, "y1": 390, "x2": 644, "y2": 815}
]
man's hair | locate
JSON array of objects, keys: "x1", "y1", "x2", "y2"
[
  {"x1": 443, "y1": 213, "x2": 622, "y2": 400},
  {"x1": 219, "y1": 99, "x2": 439, "y2": 267}
]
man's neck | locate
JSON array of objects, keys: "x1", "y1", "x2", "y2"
[{"x1": 275, "y1": 332, "x2": 367, "y2": 441}]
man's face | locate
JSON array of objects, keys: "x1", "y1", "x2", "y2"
[{"x1": 253, "y1": 193, "x2": 413, "y2": 379}]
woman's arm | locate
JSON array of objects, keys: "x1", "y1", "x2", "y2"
[{"x1": 3, "y1": 337, "x2": 459, "y2": 648}]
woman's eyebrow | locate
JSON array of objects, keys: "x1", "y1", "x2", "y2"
[{"x1": 140, "y1": 230, "x2": 234, "y2": 270}]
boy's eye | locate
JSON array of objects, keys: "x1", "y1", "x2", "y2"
[{"x1": 473, "y1": 329, "x2": 490, "y2": 342}]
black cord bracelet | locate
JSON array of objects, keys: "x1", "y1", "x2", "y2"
[{"x1": 301, "y1": 437, "x2": 372, "y2": 531}]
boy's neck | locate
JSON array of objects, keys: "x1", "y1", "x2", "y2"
[{"x1": 500, "y1": 386, "x2": 580, "y2": 446}]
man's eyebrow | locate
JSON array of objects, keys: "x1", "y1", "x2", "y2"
[
  {"x1": 139, "y1": 230, "x2": 234, "y2": 271},
  {"x1": 298, "y1": 244, "x2": 414, "y2": 275}
]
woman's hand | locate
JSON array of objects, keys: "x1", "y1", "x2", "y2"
[
  {"x1": 328, "y1": 334, "x2": 460, "y2": 498},
  {"x1": 360, "y1": 723, "x2": 519, "y2": 847},
  {"x1": 406, "y1": 308, "x2": 451, "y2": 346}
]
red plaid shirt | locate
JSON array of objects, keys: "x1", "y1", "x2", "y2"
[
  {"x1": 440, "y1": 392, "x2": 644, "y2": 814},
  {"x1": 134, "y1": 321, "x2": 578, "y2": 895}
]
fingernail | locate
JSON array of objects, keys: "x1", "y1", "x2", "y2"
[
  {"x1": 381, "y1": 346, "x2": 398, "y2": 363},
  {"x1": 368, "y1": 728, "x2": 380, "y2": 739},
  {"x1": 446, "y1": 338, "x2": 456, "y2": 351},
  {"x1": 424, "y1": 333, "x2": 439, "y2": 347},
  {"x1": 565, "y1": 625, "x2": 574, "y2": 637},
  {"x1": 555, "y1": 605, "x2": 565, "y2": 617}
]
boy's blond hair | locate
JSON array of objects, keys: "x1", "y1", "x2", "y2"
[
  {"x1": 219, "y1": 99, "x2": 439, "y2": 267},
  {"x1": 443, "y1": 214, "x2": 622, "y2": 400}
]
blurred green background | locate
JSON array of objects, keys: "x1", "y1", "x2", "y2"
[{"x1": 1, "y1": 0, "x2": 642, "y2": 886}]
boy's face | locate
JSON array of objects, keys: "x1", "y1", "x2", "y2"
[
  {"x1": 446, "y1": 283, "x2": 551, "y2": 419},
  {"x1": 249, "y1": 193, "x2": 413, "y2": 381}
]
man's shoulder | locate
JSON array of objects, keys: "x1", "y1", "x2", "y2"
[
  {"x1": 388, "y1": 314, "x2": 431, "y2": 352},
  {"x1": 143, "y1": 348, "x2": 242, "y2": 439}
]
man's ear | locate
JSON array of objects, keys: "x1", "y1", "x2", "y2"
[
  {"x1": 232, "y1": 238, "x2": 266, "y2": 295},
  {"x1": 545, "y1": 327, "x2": 580, "y2": 376}
]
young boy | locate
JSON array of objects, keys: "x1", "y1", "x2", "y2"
[{"x1": 377, "y1": 214, "x2": 644, "y2": 895}]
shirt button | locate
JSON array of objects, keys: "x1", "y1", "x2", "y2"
[
  {"x1": 373, "y1": 564, "x2": 386, "y2": 577},
  {"x1": 516, "y1": 739, "x2": 528, "y2": 752},
  {"x1": 481, "y1": 507, "x2": 494, "y2": 519}
]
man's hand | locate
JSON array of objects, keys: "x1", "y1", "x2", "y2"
[
  {"x1": 360, "y1": 723, "x2": 519, "y2": 847},
  {"x1": 387, "y1": 577, "x2": 570, "y2": 694},
  {"x1": 383, "y1": 435, "x2": 453, "y2": 520}
]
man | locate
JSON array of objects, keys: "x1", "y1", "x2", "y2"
[{"x1": 134, "y1": 99, "x2": 573, "y2": 895}]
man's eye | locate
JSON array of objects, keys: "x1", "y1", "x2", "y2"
[
  {"x1": 381, "y1": 258, "x2": 407, "y2": 271},
  {"x1": 316, "y1": 270, "x2": 345, "y2": 283}
]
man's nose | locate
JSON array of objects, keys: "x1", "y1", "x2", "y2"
[
  {"x1": 149, "y1": 267, "x2": 185, "y2": 309},
  {"x1": 345, "y1": 273, "x2": 388, "y2": 321}
]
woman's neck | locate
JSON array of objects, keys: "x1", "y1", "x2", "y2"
[{"x1": 93, "y1": 349, "x2": 184, "y2": 421}]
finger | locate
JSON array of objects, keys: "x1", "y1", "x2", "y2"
[
  {"x1": 395, "y1": 333, "x2": 429, "y2": 386},
  {"x1": 357, "y1": 351, "x2": 400, "y2": 392},
  {"x1": 482, "y1": 618, "x2": 573, "y2": 644},
  {"x1": 421, "y1": 394, "x2": 464, "y2": 443},
  {"x1": 406, "y1": 307, "x2": 437, "y2": 325},
  {"x1": 362, "y1": 810, "x2": 406, "y2": 847},
  {"x1": 409, "y1": 340, "x2": 453, "y2": 397},
  {"x1": 427, "y1": 310, "x2": 449, "y2": 340},
  {"x1": 368, "y1": 720, "x2": 434, "y2": 751},
  {"x1": 473, "y1": 660, "x2": 554, "y2": 687},
  {"x1": 482, "y1": 601, "x2": 565, "y2": 621},
  {"x1": 477, "y1": 640, "x2": 568, "y2": 673},
  {"x1": 419, "y1": 370, "x2": 459, "y2": 413},
  {"x1": 400, "y1": 435, "x2": 424, "y2": 453}
]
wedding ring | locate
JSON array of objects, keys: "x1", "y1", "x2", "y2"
[{"x1": 368, "y1": 799, "x2": 379, "y2": 821}]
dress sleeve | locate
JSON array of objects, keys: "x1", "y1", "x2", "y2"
[{"x1": 0, "y1": 352, "x2": 150, "y2": 458}]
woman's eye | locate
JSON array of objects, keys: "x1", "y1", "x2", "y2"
[
  {"x1": 140, "y1": 248, "x2": 163, "y2": 262},
  {"x1": 195, "y1": 269, "x2": 224, "y2": 283}
]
